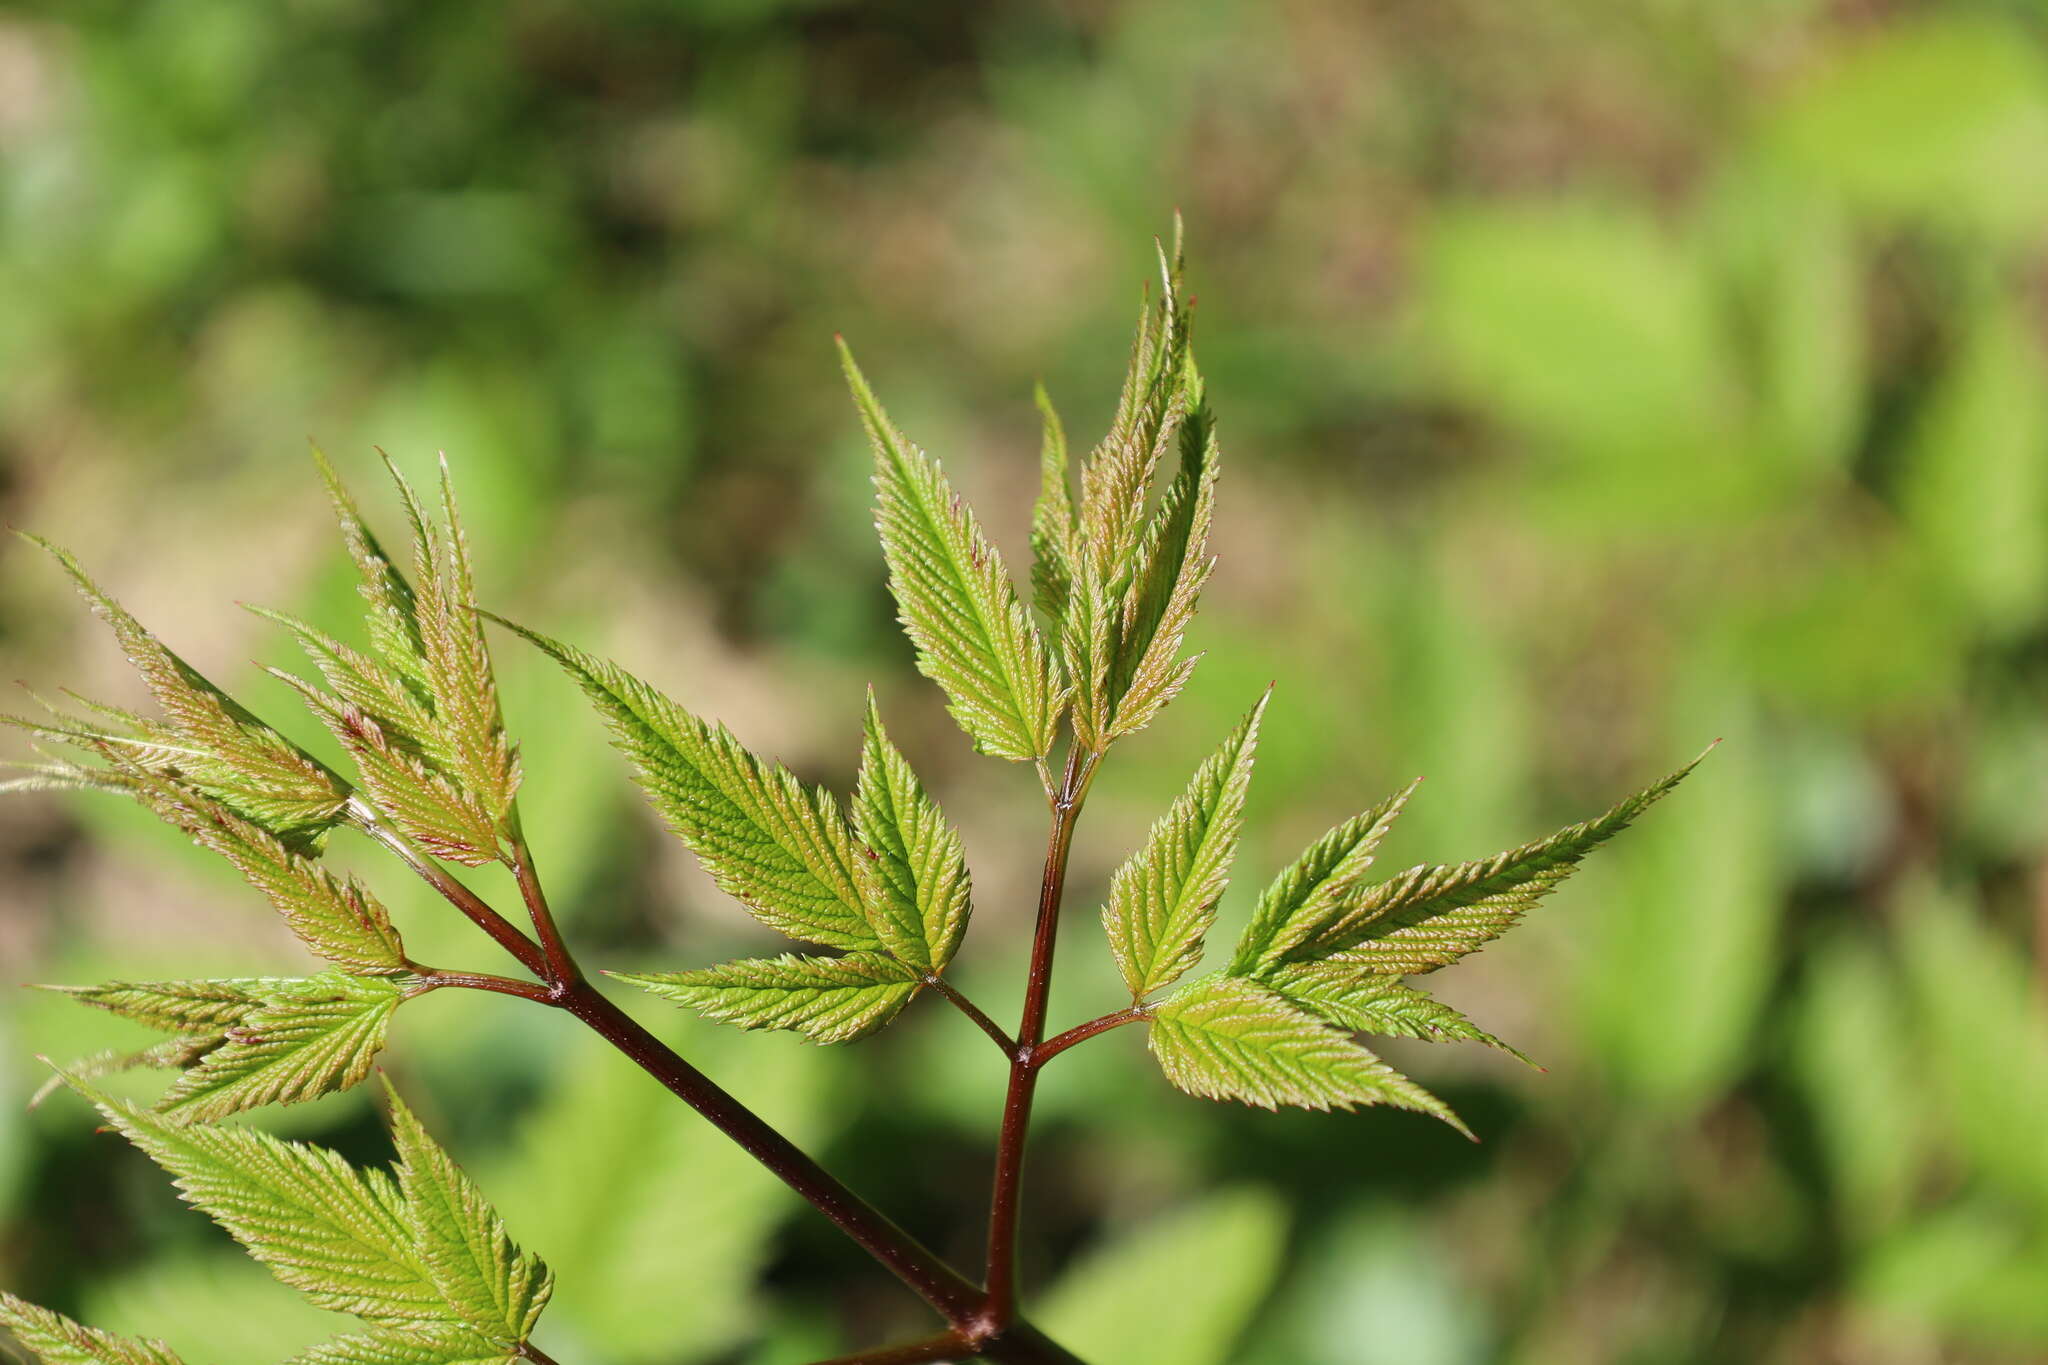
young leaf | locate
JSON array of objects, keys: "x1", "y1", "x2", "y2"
[
  {"x1": 1029, "y1": 382, "x2": 1080, "y2": 630},
  {"x1": 68, "y1": 1078, "x2": 454, "y2": 1331},
  {"x1": 43, "y1": 978, "x2": 272, "y2": 1035},
  {"x1": 312, "y1": 444, "x2": 428, "y2": 692},
  {"x1": 18, "y1": 536, "x2": 349, "y2": 846},
  {"x1": 1102, "y1": 693, "x2": 1268, "y2": 1000},
  {"x1": 387, "y1": 1085, "x2": 553, "y2": 1344},
  {"x1": 119, "y1": 771, "x2": 408, "y2": 976},
  {"x1": 490, "y1": 620, "x2": 881, "y2": 951},
  {"x1": 1060, "y1": 555, "x2": 1117, "y2": 753},
  {"x1": 1300, "y1": 758, "x2": 1702, "y2": 973},
  {"x1": 154, "y1": 974, "x2": 406, "y2": 1124},
  {"x1": 840, "y1": 340, "x2": 1064, "y2": 762},
  {"x1": 0, "y1": 1294, "x2": 184, "y2": 1365},
  {"x1": 1263, "y1": 961, "x2": 1532, "y2": 1063},
  {"x1": 852, "y1": 693, "x2": 972, "y2": 973},
  {"x1": 288, "y1": 1328, "x2": 510, "y2": 1365},
  {"x1": 613, "y1": 953, "x2": 921, "y2": 1045},
  {"x1": 1146, "y1": 975, "x2": 1470, "y2": 1137},
  {"x1": 1228, "y1": 781, "x2": 1420, "y2": 976},
  {"x1": 1105, "y1": 378, "x2": 1218, "y2": 741},
  {"x1": 28, "y1": 1037, "x2": 217, "y2": 1109}
]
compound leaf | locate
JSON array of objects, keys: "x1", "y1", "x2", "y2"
[
  {"x1": 0, "y1": 1294, "x2": 184, "y2": 1365},
  {"x1": 1103, "y1": 693, "x2": 1267, "y2": 999},
  {"x1": 853, "y1": 693, "x2": 972, "y2": 973},
  {"x1": 154, "y1": 975, "x2": 405, "y2": 1124},
  {"x1": 614, "y1": 953, "x2": 921, "y2": 1044},
  {"x1": 1146, "y1": 975, "x2": 1470, "y2": 1137},
  {"x1": 492, "y1": 620, "x2": 880, "y2": 951},
  {"x1": 1304, "y1": 757, "x2": 1702, "y2": 973},
  {"x1": 387, "y1": 1085, "x2": 552, "y2": 1344},
  {"x1": 1229, "y1": 781, "x2": 1420, "y2": 976},
  {"x1": 841, "y1": 341, "x2": 1063, "y2": 762}
]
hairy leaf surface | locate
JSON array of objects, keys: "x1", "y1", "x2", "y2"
[
  {"x1": 1147, "y1": 976, "x2": 1469, "y2": 1137},
  {"x1": 614, "y1": 953, "x2": 921, "y2": 1044},
  {"x1": 493, "y1": 620, "x2": 881, "y2": 950},
  {"x1": 0, "y1": 1294, "x2": 184, "y2": 1365},
  {"x1": 1229, "y1": 781, "x2": 1420, "y2": 976},
  {"x1": 841, "y1": 341, "x2": 1063, "y2": 762},
  {"x1": 1304, "y1": 759, "x2": 1701, "y2": 973},
  {"x1": 388, "y1": 1086, "x2": 553, "y2": 1343},
  {"x1": 1102, "y1": 693, "x2": 1267, "y2": 999},
  {"x1": 853, "y1": 694, "x2": 972, "y2": 972},
  {"x1": 155, "y1": 975, "x2": 405, "y2": 1124},
  {"x1": 1264, "y1": 962, "x2": 1530, "y2": 1063},
  {"x1": 45, "y1": 978, "x2": 271, "y2": 1035}
]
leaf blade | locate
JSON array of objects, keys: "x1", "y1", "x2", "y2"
[
  {"x1": 614, "y1": 953, "x2": 920, "y2": 1044},
  {"x1": 154, "y1": 975, "x2": 405, "y2": 1124},
  {"x1": 852, "y1": 693, "x2": 973, "y2": 973}
]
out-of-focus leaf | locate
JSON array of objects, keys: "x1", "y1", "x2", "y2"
[{"x1": 1037, "y1": 1188, "x2": 1287, "y2": 1365}]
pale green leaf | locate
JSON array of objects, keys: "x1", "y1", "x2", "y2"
[
  {"x1": 155, "y1": 975, "x2": 405, "y2": 1124},
  {"x1": 852, "y1": 693, "x2": 972, "y2": 973},
  {"x1": 1228, "y1": 781, "x2": 1420, "y2": 976},
  {"x1": 614, "y1": 953, "x2": 920, "y2": 1044},
  {"x1": 43, "y1": 978, "x2": 273, "y2": 1035},
  {"x1": 1146, "y1": 975, "x2": 1470, "y2": 1137},
  {"x1": 840, "y1": 340, "x2": 1063, "y2": 762},
  {"x1": 387, "y1": 1085, "x2": 552, "y2": 1344},
  {"x1": 288, "y1": 1328, "x2": 509, "y2": 1365},
  {"x1": 1029, "y1": 381, "x2": 1080, "y2": 630},
  {"x1": 491, "y1": 619, "x2": 880, "y2": 950},
  {"x1": 0, "y1": 1294, "x2": 184, "y2": 1365},
  {"x1": 1307, "y1": 757, "x2": 1700, "y2": 974},
  {"x1": 1264, "y1": 961, "x2": 1532, "y2": 1064},
  {"x1": 1102, "y1": 693, "x2": 1267, "y2": 999},
  {"x1": 1080, "y1": 234, "x2": 1192, "y2": 579},
  {"x1": 68, "y1": 1079, "x2": 451, "y2": 1331},
  {"x1": 312, "y1": 445, "x2": 428, "y2": 693},
  {"x1": 1060, "y1": 555, "x2": 1116, "y2": 752},
  {"x1": 18, "y1": 536, "x2": 349, "y2": 846}
]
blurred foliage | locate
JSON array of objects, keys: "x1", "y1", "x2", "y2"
[{"x1": 4, "y1": 0, "x2": 2048, "y2": 1362}]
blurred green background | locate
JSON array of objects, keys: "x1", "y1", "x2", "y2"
[{"x1": 4, "y1": 1, "x2": 2048, "y2": 1362}]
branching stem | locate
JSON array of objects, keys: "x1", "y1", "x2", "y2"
[
  {"x1": 351, "y1": 799, "x2": 549, "y2": 979},
  {"x1": 982, "y1": 747, "x2": 1099, "y2": 1329},
  {"x1": 1032, "y1": 1004, "x2": 1151, "y2": 1069}
]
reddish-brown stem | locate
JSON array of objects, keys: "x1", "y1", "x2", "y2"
[
  {"x1": 352, "y1": 800, "x2": 549, "y2": 979},
  {"x1": 507, "y1": 819, "x2": 581, "y2": 989},
  {"x1": 1031, "y1": 1005, "x2": 1150, "y2": 1069},
  {"x1": 982, "y1": 748, "x2": 1095, "y2": 1330},
  {"x1": 518, "y1": 1343, "x2": 563, "y2": 1365},
  {"x1": 407, "y1": 968, "x2": 555, "y2": 1004},
  {"x1": 926, "y1": 974, "x2": 1018, "y2": 1058}
]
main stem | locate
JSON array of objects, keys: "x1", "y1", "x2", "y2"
[{"x1": 982, "y1": 749, "x2": 1094, "y2": 1329}]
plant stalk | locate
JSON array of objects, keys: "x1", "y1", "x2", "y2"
[
  {"x1": 982, "y1": 748, "x2": 1095, "y2": 1329},
  {"x1": 1031, "y1": 1005, "x2": 1150, "y2": 1069}
]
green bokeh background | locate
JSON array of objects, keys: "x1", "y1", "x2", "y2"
[{"x1": 4, "y1": 2, "x2": 2048, "y2": 1362}]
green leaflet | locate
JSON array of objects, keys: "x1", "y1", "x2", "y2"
[
  {"x1": 313, "y1": 445, "x2": 429, "y2": 696},
  {"x1": 1102, "y1": 693, "x2": 1268, "y2": 999},
  {"x1": 155, "y1": 975, "x2": 406, "y2": 1124},
  {"x1": 614, "y1": 953, "x2": 922, "y2": 1044},
  {"x1": 72, "y1": 1079, "x2": 454, "y2": 1331},
  {"x1": 44, "y1": 977, "x2": 272, "y2": 1035},
  {"x1": 1263, "y1": 961, "x2": 1533, "y2": 1065},
  {"x1": 0, "y1": 1294, "x2": 184, "y2": 1365},
  {"x1": 63, "y1": 1076, "x2": 550, "y2": 1353},
  {"x1": 1030, "y1": 382, "x2": 1080, "y2": 631},
  {"x1": 492, "y1": 619, "x2": 881, "y2": 950},
  {"x1": 853, "y1": 694, "x2": 972, "y2": 972},
  {"x1": 287, "y1": 1327, "x2": 511, "y2": 1365},
  {"x1": 840, "y1": 340, "x2": 1064, "y2": 762},
  {"x1": 1299, "y1": 757, "x2": 1703, "y2": 973},
  {"x1": 1145, "y1": 975, "x2": 1471, "y2": 1138},
  {"x1": 118, "y1": 772, "x2": 408, "y2": 976},
  {"x1": 12, "y1": 536, "x2": 350, "y2": 847},
  {"x1": 1229, "y1": 781, "x2": 1421, "y2": 976},
  {"x1": 387, "y1": 1085, "x2": 553, "y2": 1344}
]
